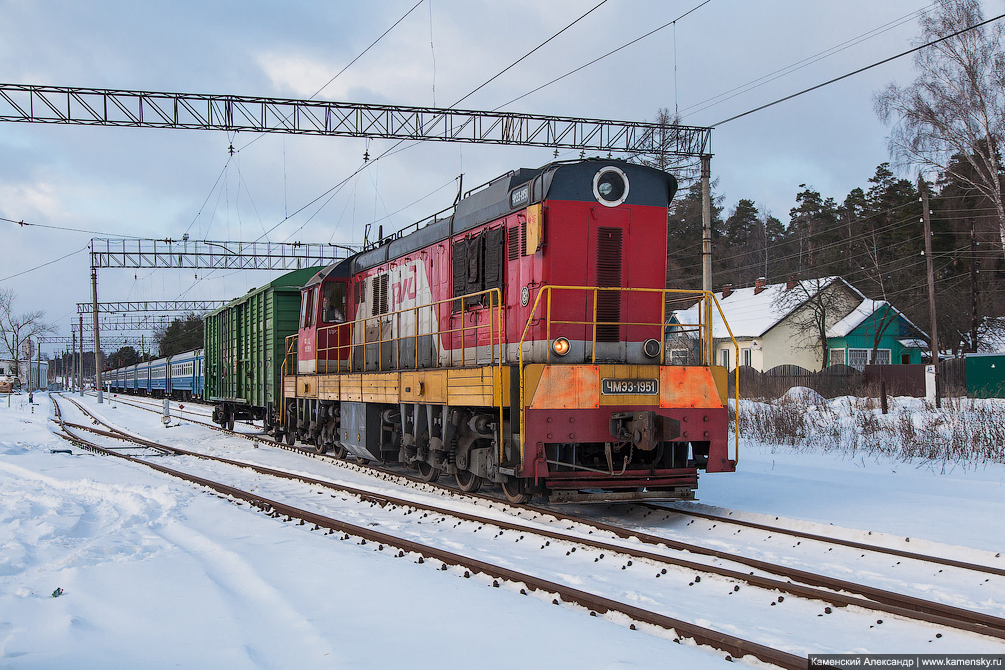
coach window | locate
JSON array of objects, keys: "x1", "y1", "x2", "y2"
[{"x1": 321, "y1": 281, "x2": 347, "y2": 324}]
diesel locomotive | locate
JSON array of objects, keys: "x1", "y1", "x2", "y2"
[{"x1": 281, "y1": 158, "x2": 737, "y2": 503}]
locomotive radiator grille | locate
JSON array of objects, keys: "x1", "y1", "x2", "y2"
[{"x1": 595, "y1": 227, "x2": 623, "y2": 342}]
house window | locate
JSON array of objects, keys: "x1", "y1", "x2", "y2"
[
  {"x1": 829, "y1": 348, "x2": 845, "y2": 367},
  {"x1": 719, "y1": 348, "x2": 730, "y2": 369},
  {"x1": 670, "y1": 349, "x2": 689, "y2": 366},
  {"x1": 848, "y1": 348, "x2": 892, "y2": 370},
  {"x1": 848, "y1": 349, "x2": 869, "y2": 370},
  {"x1": 741, "y1": 348, "x2": 752, "y2": 367}
]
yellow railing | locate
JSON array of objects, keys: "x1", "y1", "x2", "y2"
[
  {"x1": 282, "y1": 289, "x2": 505, "y2": 453},
  {"x1": 282, "y1": 285, "x2": 740, "y2": 469},
  {"x1": 515, "y1": 285, "x2": 740, "y2": 468}
]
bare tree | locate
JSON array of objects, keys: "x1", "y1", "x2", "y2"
[
  {"x1": 773, "y1": 278, "x2": 861, "y2": 369},
  {"x1": 0, "y1": 288, "x2": 53, "y2": 382},
  {"x1": 875, "y1": 0, "x2": 1005, "y2": 260}
]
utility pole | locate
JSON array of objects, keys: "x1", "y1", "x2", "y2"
[
  {"x1": 920, "y1": 176, "x2": 940, "y2": 408},
  {"x1": 78, "y1": 314, "x2": 84, "y2": 398},
  {"x1": 970, "y1": 218, "x2": 979, "y2": 352},
  {"x1": 701, "y1": 154, "x2": 713, "y2": 364},
  {"x1": 91, "y1": 265, "x2": 103, "y2": 403}
]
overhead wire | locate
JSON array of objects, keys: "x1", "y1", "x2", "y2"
[
  {"x1": 712, "y1": 10, "x2": 1005, "y2": 126},
  {"x1": 275, "y1": 0, "x2": 622, "y2": 244},
  {"x1": 494, "y1": 0, "x2": 712, "y2": 111},
  {"x1": 679, "y1": 4, "x2": 936, "y2": 119},
  {"x1": 451, "y1": 0, "x2": 610, "y2": 108}
]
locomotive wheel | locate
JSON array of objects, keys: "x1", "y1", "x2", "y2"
[
  {"x1": 332, "y1": 443, "x2": 348, "y2": 459},
  {"x1": 416, "y1": 461, "x2": 440, "y2": 482},
  {"x1": 284, "y1": 428, "x2": 296, "y2": 445},
  {"x1": 455, "y1": 469, "x2": 482, "y2": 493},
  {"x1": 314, "y1": 442, "x2": 328, "y2": 454},
  {"x1": 500, "y1": 478, "x2": 530, "y2": 504}
]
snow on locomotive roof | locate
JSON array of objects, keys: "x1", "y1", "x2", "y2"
[{"x1": 306, "y1": 158, "x2": 678, "y2": 285}]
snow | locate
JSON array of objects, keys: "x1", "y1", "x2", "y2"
[
  {"x1": 2, "y1": 391, "x2": 1004, "y2": 667},
  {"x1": 672, "y1": 277, "x2": 851, "y2": 339}
]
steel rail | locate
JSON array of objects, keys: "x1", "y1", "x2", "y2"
[
  {"x1": 641, "y1": 504, "x2": 1005, "y2": 578},
  {"x1": 49, "y1": 396, "x2": 802, "y2": 670},
  {"x1": 58, "y1": 394, "x2": 1005, "y2": 640}
]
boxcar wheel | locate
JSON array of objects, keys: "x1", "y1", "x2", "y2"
[
  {"x1": 455, "y1": 469, "x2": 482, "y2": 493},
  {"x1": 500, "y1": 478, "x2": 530, "y2": 504},
  {"x1": 416, "y1": 461, "x2": 440, "y2": 483},
  {"x1": 226, "y1": 412, "x2": 235, "y2": 432}
]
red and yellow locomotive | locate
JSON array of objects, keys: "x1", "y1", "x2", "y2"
[{"x1": 282, "y1": 159, "x2": 736, "y2": 503}]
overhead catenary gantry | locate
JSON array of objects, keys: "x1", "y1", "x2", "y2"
[
  {"x1": 77, "y1": 300, "x2": 228, "y2": 314},
  {"x1": 0, "y1": 83, "x2": 712, "y2": 158},
  {"x1": 3, "y1": 82, "x2": 716, "y2": 403},
  {"x1": 89, "y1": 239, "x2": 358, "y2": 270}
]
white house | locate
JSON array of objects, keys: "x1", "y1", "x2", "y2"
[{"x1": 670, "y1": 277, "x2": 867, "y2": 373}]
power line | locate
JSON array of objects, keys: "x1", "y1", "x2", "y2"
[
  {"x1": 496, "y1": 0, "x2": 713, "y2": 111},
  {"x1": 680, "y1": 4, "x2": 935, "y2": 119},
  {"x1": 452, "y1": 0, "x2": 610, "y2": 108},
  {"x1": 712, "y1": 10, "x2": 1005, "y2": 126},
  {"x1": 0, "y1": 245, "x2": 88, "y2": 283}
]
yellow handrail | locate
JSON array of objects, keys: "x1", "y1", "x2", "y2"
[{"x1": 516, "y1": 285, "x2": 739, "y2": 469}]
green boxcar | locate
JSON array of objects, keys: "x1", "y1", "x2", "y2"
[{"x1": 204, "y1": 267, "x2": 322, "y2": 428}]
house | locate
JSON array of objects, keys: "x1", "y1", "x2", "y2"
[
  {"x1": 669, "y1": 277, "x2": 928, "y2": 373},
  {"x1": 826, "y1": 299, "x2": 928, "y2": 368}
]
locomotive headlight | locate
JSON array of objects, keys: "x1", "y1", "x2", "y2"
[
  {"x1": 552, "y1": 337, "x2": 571, "y2": 357},
  {"x1": 642, "y1": 338, "x2": 662, "y2": 359},
  {"x1": 593, "y1": 166, "x2": 630, "y2": 207}
]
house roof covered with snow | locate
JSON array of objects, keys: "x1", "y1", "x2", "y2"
[
  {"x1": 672, "y1": 277, "x2": 858, "y2": 339},
  {"x1": 825, "y1": 298, "x2": 927, "y2": 340}
]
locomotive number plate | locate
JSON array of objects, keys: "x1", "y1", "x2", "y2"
[{"x1": 601, "y1": 379, "x2": 659, "y2": 395}]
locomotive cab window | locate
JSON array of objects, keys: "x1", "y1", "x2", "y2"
[
  {"x1": 300, "y1": 287, "x2": 317, "y2": 328},
  {"x1": 321, "y1": 281, "x2": 347, "y2": 324}
]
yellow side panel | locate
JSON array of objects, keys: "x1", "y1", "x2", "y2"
[
  {"x1": 283, "y1": 375, "x2": 297, "y2": 398},
  {"x1": 526, "y1": 365, "x2": 600, "y2": 410},
  {"x1": 297, "y1": 375, "x2": 318, "y2": 399},
  {"x1": 318, "y1": 375, "x2": 340, "y2": 401},
  {"x1": 362, "y1": 372, "x2": 399, "y2": 403},
  {"x1": 447, "y1": 367, "x2": 505, "y2": 407},
  {"x1": 711, "y1": 365, "x2": 730, "y2": 404},
  {"x1": 659, "y1": 366, "x2": 726, "y2": 409},
  {"x1": 597, "y1": 364, "x2": 661, "y2": 406},
  {"x1": 341, "y1": 374, "x2": 363, "y2": 403},
  {"x1": 526, "y1": 203, "x2": 543, "y2": 254},
  {"x1": 401, "y1": 370, "x2": 449, "y2": 403}
]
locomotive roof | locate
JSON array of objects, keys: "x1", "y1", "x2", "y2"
[{"x1": 305, "y1": 158, "x2": 678, "y2": 284}]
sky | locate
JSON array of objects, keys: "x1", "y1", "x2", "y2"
[{"x1": 0, "y1": 0, "x2": 980, "y2": 353}]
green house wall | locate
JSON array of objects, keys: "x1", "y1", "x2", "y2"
[{"x1": 827, "y1": 306, "x2": 925, "y2": 367}]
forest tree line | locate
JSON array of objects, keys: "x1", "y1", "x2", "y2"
[{"x1": 664, "y1": 159, "x2": 1004, "y2": 355}]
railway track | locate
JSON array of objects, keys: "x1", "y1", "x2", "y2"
[
  {"x1": 82, "y1": 393, "x2": 1005, "y2": 596},
  {"x1": 638, "y1": 503, "x2": 1005, "y2": 578},
  {"x1": 52, "y1": 394, "x2": 1005, "y2": 659},
  {"x1": 51, "y1": 394, "x2": 805, "y2": 668}
]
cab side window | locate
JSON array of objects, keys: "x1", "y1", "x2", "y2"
[
  {"x1": 321, "y1": 282, "x2": 347, "y2": 324},
  {"x1": 300, "y1": 287, "x2": 317, "y2": 328}
]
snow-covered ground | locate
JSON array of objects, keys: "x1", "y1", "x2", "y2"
[{"x1": 1, "y1": 391, "x2": 1003, "y2": 668}]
